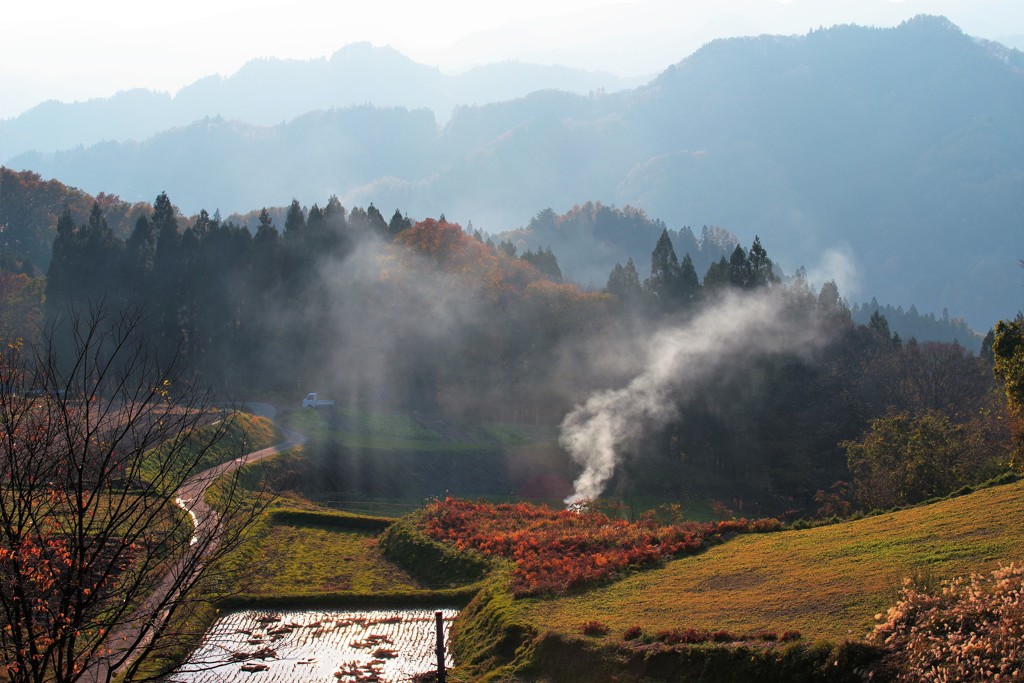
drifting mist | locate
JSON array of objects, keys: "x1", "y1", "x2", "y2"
[{"x1": 559, "y1": 289, "x2": 828, "y2": 505}]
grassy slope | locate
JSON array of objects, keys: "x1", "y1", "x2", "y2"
[
  {"x1": 284, "y1": 407, "x2": 545, "y2": 452},
  {"x1": 219, "y1": 506, "x2": 484, "y2": 609},
  {"x1": 144, "y1": 410, "x2": 280, "y2": 485},
  {"x1": 522, "y1": 479, "x2": 1024, "y2": 643},
  {"x1": 238, "y1": 519, "x2": 422, "y2": 595}
]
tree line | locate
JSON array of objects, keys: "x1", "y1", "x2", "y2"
[
  {"x1": 595, "y1": 228, "x2": 1019, "y2": 515},
  {"x1": 37, "y1": 192, "x2": 1024, "y2": 514}
]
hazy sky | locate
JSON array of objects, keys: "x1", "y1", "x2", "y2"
[{"x1": 2, "y1": 0, "x2": 1022, "y2": 119}]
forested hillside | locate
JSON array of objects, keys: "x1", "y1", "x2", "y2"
[
  {"x1": 0, "y1": 167, "x2": 150, "y2": 270},
  {"x1": 4, "y1": 6, "x2": 1023, "y2": 683},
  {"x1": 493, "y1": 203, "x2": 740, "y2": 287},
  {"x1": 852, "y1": 299, "x2": 982, "y2": 352},
  {"x1": 35, "y1": 193, "x2": 1018, "y2": 515},
  {"x1": 9, "y1": 17, "x2": 1021, "y2": 329}
]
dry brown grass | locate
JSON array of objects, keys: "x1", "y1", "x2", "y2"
[{"x1": 523, "y1": 480, "x2": 1024, "y2": 643}]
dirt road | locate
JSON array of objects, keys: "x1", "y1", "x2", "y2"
[{"x1": 86, "y1": 405, "x2": 304, "y2": 682}]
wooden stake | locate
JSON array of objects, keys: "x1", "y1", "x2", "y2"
[{"x1": 435, "y1": 610, "x2": 446, "y2": 683}]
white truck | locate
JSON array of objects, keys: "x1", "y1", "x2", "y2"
[{"x1": 302, "y1": 392, "x2": 335, "y2": 408}]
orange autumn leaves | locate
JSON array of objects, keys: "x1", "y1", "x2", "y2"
[
  {"x1": 418, "y1": 498, "x2": 734, "y2": 595},
  {"x1": 392, "y1": 218, "x2": 606, "y2": 311}
]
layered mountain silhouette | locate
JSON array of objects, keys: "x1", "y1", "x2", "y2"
[
  {"x1": 0, "y1": 42, "x2": 638, "y2": 161},
  {"x1": 6, "y1": 16, "x2": 1022, "y2": 329}
]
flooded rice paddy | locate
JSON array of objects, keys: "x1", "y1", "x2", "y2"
[{"x1": 169, "y1": 608, "x2": 457, "y2": 683}]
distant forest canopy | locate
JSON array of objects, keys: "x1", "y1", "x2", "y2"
[
  {"x1": 492, "y1": 203, "x2": 739, "y2": 289},
  {"x1": 1, "y1": 167, "x2": 994, "y2": 342},
  {"x1": 0, "y1": 167, "x2": 151, "y2": 271},
  {"x1": 6, "y1": 16, "x2": 1021, "y2": 329},
  {"x1": 852, "y1": 299, "x2": 983, "y2": 353},
  {"x1": 30, "y1": 192, "x2": 1020, "y2": 514}
]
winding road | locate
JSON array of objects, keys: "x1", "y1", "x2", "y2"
[{"x1": 86, "y1": 403, "x2": 306, "y2": 683}]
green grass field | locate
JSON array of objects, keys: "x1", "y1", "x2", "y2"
[
  {"x1": 276, "y1": 407, "x2": 572, "y2": 502},
  {"x1": 522, "y1": 479, "x2": 1024, "y2": 643},
  {"x1": 282, "y1": 406, "x2": 554, "y2": 452},
  {"x1": 236, "y1": 515, "x2": 423, "y2": 596}
]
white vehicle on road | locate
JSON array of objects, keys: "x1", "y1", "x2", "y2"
[{"x1": 302, "y1": 392, "x2": 335, "y2": 408}]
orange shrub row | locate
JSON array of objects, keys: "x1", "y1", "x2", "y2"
[{"x1": 418, "y1": 498, "x2": 759, "y2": 595}]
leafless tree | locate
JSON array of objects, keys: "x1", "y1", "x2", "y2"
[{"x1": 0, "y1": 307, "x2": 271, "y2": 682}]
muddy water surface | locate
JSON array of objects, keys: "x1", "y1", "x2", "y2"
[{"x1": 169, "y1": 608, "x2": 457, "y2": 682}]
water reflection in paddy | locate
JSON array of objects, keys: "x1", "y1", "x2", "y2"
[{"x1": 169, "y1": 608, "x2": 457, "y2": 682}]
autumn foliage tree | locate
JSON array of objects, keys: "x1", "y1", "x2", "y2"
[
  {"x1": 0, "y1": 307, "x2": 267, "y2": 683},
  {"x1": 842, "y1": 410, "x2": 1009, "y2": 509},
  {"x1": 870, "y1": 564, "x2": 1024, "y2": 681},
  {"x1": 992, "y1": 316, "x2": 1024, "y2": 423}
]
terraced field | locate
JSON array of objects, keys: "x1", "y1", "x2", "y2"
[
  {"x1": 237, "y1": 518, "x2": 422, "y2": 596},
  {"x1": 523, "y1": 479, "x2": 1024, "y2": 643},
  {"x1": 169, "y1": 609, "x2": 457, "y2": 683}
]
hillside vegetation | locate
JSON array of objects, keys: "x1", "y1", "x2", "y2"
[
  {"x1": 522, "y1": 479, "x2": 1024, "y2": 644},
  {"x1": 9, "y1": 17, "x2": 1021, "y2": 327},
  {"x1": 15, "y1": 183, "x2": 1015, "y2": 520},
  {"x1": 437, "y1": 480, "x2": 1024, "y2": 680}
]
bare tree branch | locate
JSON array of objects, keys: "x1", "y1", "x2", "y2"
[{"x1": 0, "y1": 306, "x2": 275, "y2": 683}]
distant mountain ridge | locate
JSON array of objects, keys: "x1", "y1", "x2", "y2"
[
  {"x1": 0, "y1": 43, "x2": 640, "y2": 161},
  {"x1": 6, "y1": 16, "x2": 1023, "y2": 329}
]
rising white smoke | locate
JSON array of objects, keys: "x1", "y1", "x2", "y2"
[
  {"x1": 560, "y1": 289, "x2": 825, "y2": 505},
  {"x1": 804, "y1": 246, "x2": 860, "y2": 302}
]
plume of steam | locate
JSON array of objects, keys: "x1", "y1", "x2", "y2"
[
  {"x1": 560, "y1": 289, "x2": 826, "y2": 505},
  {"x1": 805, "y1": 246, "x2": 860, "y2": 301}
]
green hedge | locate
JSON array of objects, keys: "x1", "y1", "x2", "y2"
[
  {"x1": 449, "y1": 571, "x2": 538, "y2": 682},
  {"x1": 267, "y1": 507, "x2": 393, "y2": 531},
  {"x1": 216, "y1": 587, "x2": 479, "y2": 611},
  {"x1": 379, "y1": 516, "x2": 493, "y2": 589},
  {"x1": 524, "y1": 633, "x2": 881, "y2": 683}
]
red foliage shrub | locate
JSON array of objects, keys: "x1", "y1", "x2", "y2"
[
  {"x1": 714, "y1": 519, "x2": 751, "y2": 534},
  {"x1": 417, "y1": 498, "x2": 721, "y2": 595},
  {"x1": 656, "y1": 628, "x2": 709, "y2": 645},
  {"x1": 622, "y1": 626, "x2": 644, "y2": 641},
  {"x1": 581, "y1": 620, "x2": 609, "y2": 637},
  {"x1": 749, "y1": 517, "x2": 785, "y2": 533},
  {"x1": 711, "y1": 630, "x2": 736, "y2": 643}
]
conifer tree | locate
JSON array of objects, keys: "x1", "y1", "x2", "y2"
[
  {"x1": 678, "y1": 253, "x2": 700, "y2": 304},
  {"x1": 729, "y1": 244, "x2": 752, "y2": 289},
  {"x1": 644, "y1": 229, "x2": 681, "y2": 310},
  {"x1": 151, "y1": 193, "x2": 183, "y2": 352},
  {"x1": 387, "y1": 209, "x2": 412, "y2": 239},
  {"x1": 747, "y1": 235, "x2": 777, "y2": 288},
  {"x1": 124, "y1": 214, "x2": 155, "y2": 297},
  {"x1": 703, "y1": 256, "x2": 731, "y2": 290},
  {"x1": 606, "y1": 258, "x2": 642, "y2": 304},
  {"x1": 283, "y1": 199, "x2": 305, "y2": 242},
  {"x1": 44, "y1": 208, "x2": 78, "y2": 317},
  {"x1": 364, "y1": 203, "x2": 388, "y2": 237}
]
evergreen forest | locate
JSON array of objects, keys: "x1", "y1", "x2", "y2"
[{"x1": 23, "y1": 187, "x2": 1020, "y2": 519}]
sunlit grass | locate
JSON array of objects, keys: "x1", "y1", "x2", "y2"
[
  {"x1": 280, "y1": 406, "x2": 550, "y2": 453},
  {"x1": 237, "y1": 518, "x2": 423, "y2": 596},
  {"x1": 523, "y1": 479, "x2": 1024, "y2": 643},
  {"x1": 142, "y1": 411, "x2": 280, "y2": 486}
]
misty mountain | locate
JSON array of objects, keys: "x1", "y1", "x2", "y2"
[
  {"x1": 8, "y1": 16, "x2": 1023, "y2": 329},
  {"x1": 851, "y1": 298, "x2": 983, "y2": 352},
  {"x1": 0, "y1": 43, "x2": 638, "y2": 162},
  {"x1": 493, "y1": 203, "x2": 741, "y2": 289}
]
